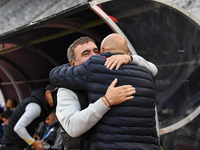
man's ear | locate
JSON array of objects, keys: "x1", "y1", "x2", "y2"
[
  {"x1": 45, "y1": 90, "x2": 51, "y2": 97},
  {"x1": 100, "y1": 47, "x2": 105, "y2": 54},
  {"x1": 70, "y1": 60, "x2": 75, "y2": 66}
]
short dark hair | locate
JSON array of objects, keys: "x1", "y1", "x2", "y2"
[
  {"x1": 7, "y1": 98, "x2": 17, "y2": 107},
  {"x1": 67, "y1": 37, "x2": 96, "y2": 61},
  {"x1": 45, "y1": 84, "x2": 57, "y2": 92},
  {"x1": 50, "y1": 108, "x2": 56, "y2": 115},
  {"x1": 1, "y1": 110, "x2": 12, "y2": 119},
  {"x1": 45, "y1": 84, "x2": 58, "y2": 109}
]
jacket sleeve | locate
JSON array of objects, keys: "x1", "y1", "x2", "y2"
[
  {"x1": 50, "y1": 127, "x2": 63, "y2": 149},
  {"x1": 49, "y1": 63, "x2": 88, "y2": 91},
  {"x1": 131, "y1": 55, "x2": 158, "y2": 76},
  {"x1": 14, "y1": 103, "x2": 41, "y2": 145},
  {"x1": 56, "y1": 88, "x2": 109, "y2": 137}
]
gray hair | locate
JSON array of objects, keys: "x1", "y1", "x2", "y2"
[{"x1": 67, "y1": 37, "x2": 96, "y2": 61}]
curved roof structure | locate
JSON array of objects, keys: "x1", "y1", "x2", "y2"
[
  {"x1": 0, "y1": 0, "x2": 87, "y2": 36},
  {"x1": 1, "y1": 0, "x2": 200, "y2": 148}
]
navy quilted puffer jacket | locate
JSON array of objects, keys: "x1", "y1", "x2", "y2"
[{"x1": 49, "y1": 52, "x2": 160, "y2": 150}]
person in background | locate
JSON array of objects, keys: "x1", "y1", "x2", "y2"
[
  {"x1": 33, "y1": 121, "x2": 47, "y2": 141},
  {"x1": 41, "y1": 109, "x2": 63, "y2": 150},
  {"x1": 6, "y1": 98, "x2": 17, "y2": 111},
  {"x1": 0, "y1": 110, "x2": 13, "y2": 150},
  {"x1": 0, "y1": 107, "x2": 4, "y2": 143},
  {"x1": 1, "y1": 84, "x2": 58, "y2": 150},
  {"x1": 1, "y1": 110, "x2": 12, "y2": 127}
]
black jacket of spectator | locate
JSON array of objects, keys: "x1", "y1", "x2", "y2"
[{"x1": 1, "y1": 88, "x2": 53, "y2": 148}]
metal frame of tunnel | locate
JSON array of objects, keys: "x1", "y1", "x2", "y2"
[
  {"x1": 0, "y1": 62, "x2": 23, "y2": 102},
  {"x1": 89, "y1": 0, "x2": 137, "y2": 55},
  {"x1": 90, "y1": 0, "x2": 200, "y2": 136}
]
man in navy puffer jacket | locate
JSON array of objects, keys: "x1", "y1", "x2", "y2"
[{"x1": 50, "y1": 34, "x2": 160, "y2": 150}]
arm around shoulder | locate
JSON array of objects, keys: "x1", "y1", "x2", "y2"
[
  {"x1": 49, "y1": 63, "x2": 88, "y2": 90},
  {"x1": 56, "y1": 88, "x2": 109, "y2": 137},
  {"x1": 130, "y1": 55, "x2": 158, "y2": 76}
]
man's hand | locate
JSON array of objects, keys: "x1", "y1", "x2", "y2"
[
  {"x1": 32, "y1": 140, "x2": 44, "y2": 150},
  {"x1": 33, "y1": 132, "x2": 40, "y2": 140},
  {"x1": 102, "y1": 78, "x2": 136, "y2": 107},
  {"x1": 104, "y1": 55, "x2": 132, "y2": 70}
]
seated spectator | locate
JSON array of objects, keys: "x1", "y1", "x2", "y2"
[
  {"x1": 0, "y1": 107, "x2": 4, "y2": 143},
  {"x1": 6, "y1": 98, "x2": 17, "y2": 111},
  {"x1": 1, "y1": 110, "x2": 13, "y2": 136},
  {"x1": 0, "y1": 110, "x2": 12, "y2": 150},
  {"x1": 42, "y1": 109, "x2": 63, "y2": 150},
  {"x1": 33, "y1": 121, "x2": 47, "y2": 140},
  {"x1": 1, "y1": 110, "x2": 12, "y2": 126}
]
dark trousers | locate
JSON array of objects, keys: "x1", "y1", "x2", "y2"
[
  {"x1": 6, "y1": 144, "x2": 27, "y2": 150},
  {"x1": 0, "y1": 144, "x2": 8, "y2": 150}
]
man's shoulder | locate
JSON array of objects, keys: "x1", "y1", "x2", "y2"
[
  {"x1": 85, "y1": 55, "x2": 106, "y2": 66},
  {"x1": 58, "y1": 88, "x2": 77, "y2": 95},
  {"x1": 90, "y1": 55, "x2": 105, "y2": 60},
  {"x1": 84, "y1": 52, "x2": 112, "y2": 65}
]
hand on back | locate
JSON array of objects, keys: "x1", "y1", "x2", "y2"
[
  {"x1": 102, "y1": 78, "x2": 136, "y2": 107},
  {"x1": 104, "y1": 55, "x2": 132, "y2": 70}
]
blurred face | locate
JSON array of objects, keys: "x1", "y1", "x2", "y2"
[
  {"x1": 72, "y1": 41, "x2": 100, "y2": 66},
  {"x1": 45, "y1": 113, "x2": 56, "y2": 125},
  {"x1": 45, "y1": 91, "x2": 54, "y2": 107},
  {"x1": 6, "y1": 99, "x2": 12, "y2": 109},
  {"x1": 2, "y1": 118, "x2": 9, "y2": 125}
]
